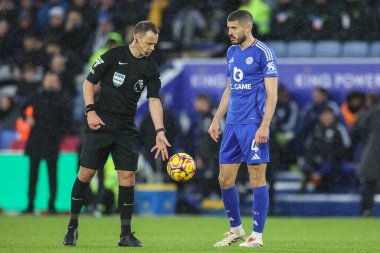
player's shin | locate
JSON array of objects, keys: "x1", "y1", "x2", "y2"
[
  {"x1": 221, "y1": 186, "x2": 242, "y2": 229},
  {"x1": 252, "y1": 185, "x2": 269, "y2": 239}
]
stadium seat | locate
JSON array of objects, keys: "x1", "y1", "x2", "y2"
[
  {"x1": 314, "y1": 40, "x2": 342, "y2": 57},
  {"x1": 369, "y1": 41, "x2": 380, "y2": 57},
  {"x1": 342, "y1": 41, "x2": 369, "y2": 57},
  {"x1": 9, "y1": 139, "x2": 26, "y2": 150},
  {"x1": 266, "y1": 41, "x2": 287, "y2": 58},
  {"x1": 193, "y1": 42, "x2": 226, "y2": 56},
  {"x1": 0, "y1": 130, "x2": 18, "y2": 149},
  {"x1": 59, "y1": 135, "x2": 80, "y2": 152},
  {"x1": 287, "y1": 40, "x2": 314, "y2": 57},
  {"x1": 0, "y1": 84, "x2": 17, "y2": 97}
]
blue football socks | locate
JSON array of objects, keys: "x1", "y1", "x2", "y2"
[
  {"x1": 252, "y1": 185, "x2": 269, "y2": 233},
  {"x1": 221, "y1": 185, "x2": 242, "y2": 228}
]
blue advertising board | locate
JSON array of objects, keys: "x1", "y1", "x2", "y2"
[{"x1": 136, "y1": 58, "x2": 380, "y2": 124}]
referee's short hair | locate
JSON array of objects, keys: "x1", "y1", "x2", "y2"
[
  {"x1": 134, "y1": 21, "x2": 160, "y2": 35},
  {"x1": 227, "y1": 10, "x2": 253, "y2": 26}
]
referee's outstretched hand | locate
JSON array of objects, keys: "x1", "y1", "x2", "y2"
[{"x1": 151, "y1": 132, "x2": 171, "y2": 161}]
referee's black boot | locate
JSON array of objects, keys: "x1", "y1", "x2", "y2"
[
  {"x1": 63, "y1": 227, "x2": 78, "y2": 246},
  {"x1": 118, "y1": 232, "x2": 143, "y2": 247}
]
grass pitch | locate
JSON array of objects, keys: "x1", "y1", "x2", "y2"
[{"x1": 0, "y1": 215, "x2": 379, "y2": 253}]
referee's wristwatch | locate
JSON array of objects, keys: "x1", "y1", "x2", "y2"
[
  {"x1": 155, "y1": 128, "x2": 166, "y2": 134},
  {"x1": 85, "y1": 104, "x2": 96, "y2": 115}
]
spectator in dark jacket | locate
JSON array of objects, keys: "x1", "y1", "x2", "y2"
[
  {"x1": 23, "y1": 71, "x2": 71, "y2": 214},
  {"x1": 270, "y1": 0, "x2": 306, "y2": 41},
  {"x1": 267, "y1": 85, "x2": 299, "y2": 213},
  {"x1": 301, "y1": 107, "x2": 350, "y2": 192},
  {"x1": 302, "y1": 0, "x2": 340, "y2": 40},
  {"x1": 0, "y1": 18, "x2": 13, "y2": 62},
  {"x1": 289, "y1": 87, "x2": 340, "y2": 155},
  {"x1": 189, "y1": 93, "x2": 222, "y2": 197},
  {"x1": 369, "y1": 0, "x2": 380, "y2": 41},
  {"x1": 62, "y1": 10, "x2": 90, "y2": 64},
  {"x1": 15, "y1": 63, "x2": 40, "y2": 103},
  {"x1": 337, "y1": 0, "x2": 370, "y2": 40},
  {"x1": 13, "y1": 32, "x2": 45, "y2": 70},
  {"x1": 352, "y1": 105, "x2": 380, "y2": 216},
  {"x1": 0, "y1": 95, "x2": 18, "y2": 129}
]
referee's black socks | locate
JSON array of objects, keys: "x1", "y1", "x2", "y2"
[
  {"x1": 119, "y1": 186, "x2": 134, "y2": 235},
  {"x1": 68, "y1": 177, "x2": 90, "y2": 229}
]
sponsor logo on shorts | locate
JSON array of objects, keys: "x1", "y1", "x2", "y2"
[{"x1": 252, "y1": 154, "x2": 260, "y2": 160}]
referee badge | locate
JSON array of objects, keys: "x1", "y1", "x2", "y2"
[{"x1": 113, "y1": 72, "x2": 125, "y2": 87}]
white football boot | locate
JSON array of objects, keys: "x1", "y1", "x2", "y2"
[
  {"x1": 213, "y1": 231, "x2": 245, "y2": 247},
  {"x1": 239, "y1": 235, "x2": 263, "y2": 248}
]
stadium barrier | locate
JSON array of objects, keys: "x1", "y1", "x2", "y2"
[
  {"x1": 0, "y1": 153, "x2": 77, "y2": 212},
  {"x1": 135, "y1": 184, "x2": 177, "y2": 215},
  {"x1": 0, "y1": 153, "x2": 379, "y2": 216},
  {"x1": 0, "y1": 153, "x2": 179, "y2": 215}
]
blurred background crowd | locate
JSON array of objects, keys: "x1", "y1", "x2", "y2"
[{"x1": 0, "y1": 0, "x2": 380, "y2": 216}]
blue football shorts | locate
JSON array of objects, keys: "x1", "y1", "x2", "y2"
[{"x1": 219, "y1": 123, "x2": 269, "y2": 165}]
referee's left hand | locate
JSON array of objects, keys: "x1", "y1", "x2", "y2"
[{"x1": 151, "y1": 132, "x2": 172, "y2": 160}]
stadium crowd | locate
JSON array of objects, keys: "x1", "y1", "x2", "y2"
[{"x1": 0, "y1": 0, "x2": 380, "y2": 214}]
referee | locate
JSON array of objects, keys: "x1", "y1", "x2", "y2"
[{"x1": 63, "y1": 21, "x2": 170, "y2": 247}]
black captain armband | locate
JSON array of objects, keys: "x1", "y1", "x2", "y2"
[
  {"x1": 85, "y1": 104, "x2": 96, "y2": 115},
  {"x1": 156, "y1": 128, "x2": 166, "y2": 134}
]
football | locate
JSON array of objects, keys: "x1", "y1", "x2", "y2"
[{"x1": 167, "y1": 153, "x2": 196, "y2": 182}]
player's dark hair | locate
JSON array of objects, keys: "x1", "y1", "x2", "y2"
[
  {"x1": 134, "y1": 21, "x2": 160, "y2": 35},
  {"x1": 227, "y1": 10, "x2": 253, "y2": 25}
]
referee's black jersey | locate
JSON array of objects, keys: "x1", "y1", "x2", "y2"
[{"x1": 86, "y1": 46, "x2": 161, "y2": 121}]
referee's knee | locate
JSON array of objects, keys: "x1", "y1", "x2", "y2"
[
  {"x1": 78, "y1": 166, "x2": 96, "y2": 183},
  {"x1": 118, "y1": 171, "x2": 135, "y2": 187}
]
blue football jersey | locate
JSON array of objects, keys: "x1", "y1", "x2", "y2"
[{"x1": 226, "y1": 40, "x2": 278, "y2": 124}]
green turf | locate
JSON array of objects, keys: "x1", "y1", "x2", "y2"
[{"x1": 0, "y1": 215, "x2": 379, "y2": 253}]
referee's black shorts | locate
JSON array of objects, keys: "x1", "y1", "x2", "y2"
[{"x1": 79, "y1": 113, "x2": 139, "y2": 171}]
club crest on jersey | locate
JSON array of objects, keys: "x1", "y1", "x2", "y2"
[
  {"x1": 113, "y1": 72, "x2": 125, "y2": 87},
  {"x1": 134, "y1": 79, "x2": 144, "y2": 92},
  {"x1": 246, "y1": 57, "x2": 254, "y2": 65}
]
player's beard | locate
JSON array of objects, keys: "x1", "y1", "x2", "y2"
[{"x1": 230, "y1": 34, "x2": 246, "y2": 45}]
